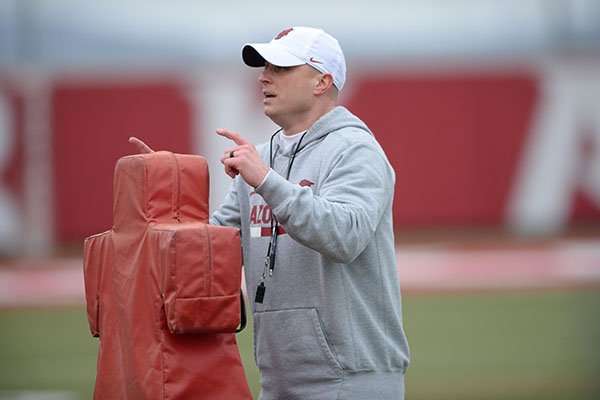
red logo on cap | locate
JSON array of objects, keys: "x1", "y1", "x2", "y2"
[
  {"x1": 274, "y1": 28, "x2": 293, "y2": 40},
  {"x1": 309, "y1": 57, "x2": 323, "y2": 64}
]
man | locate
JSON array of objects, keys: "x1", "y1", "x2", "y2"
[{"x1": 131, "y1": 26, "x2": 409, "y2": 399}]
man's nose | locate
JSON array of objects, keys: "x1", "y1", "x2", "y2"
[{"x1": 259, "y1": 68, "x2": 271, "y2": 83}]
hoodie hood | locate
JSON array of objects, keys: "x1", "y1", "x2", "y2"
[{"x1": 275, "y1": 106, "x2": 373, "y2": 157}]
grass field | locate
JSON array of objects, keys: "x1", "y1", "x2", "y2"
[{"x1": 0, "y1": 289, "x2": 598, "y2": 400}]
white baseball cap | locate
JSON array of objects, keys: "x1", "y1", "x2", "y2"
[{"x1": 242, "y1": 27, "x2": 347, "y2": 91}]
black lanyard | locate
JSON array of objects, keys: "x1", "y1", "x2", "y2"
[{"x1": 255, "y1": 129, "x2": 307, "y2": 304}]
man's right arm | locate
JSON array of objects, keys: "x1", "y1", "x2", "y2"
[{"x1": 209, "y1": 178, "x2": 242, "y2": 229}]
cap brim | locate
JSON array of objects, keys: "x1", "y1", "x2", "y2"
[{"x1": 242, "y1": 42, "x2": 305, "y2": 68}]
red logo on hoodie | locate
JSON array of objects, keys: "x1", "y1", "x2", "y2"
[
  {"x1": 249, "y1": 178, "x2": 314, "y2": 237},
  {"x1": 274, "y1": 28, "x2": 293, "y2": 40}
]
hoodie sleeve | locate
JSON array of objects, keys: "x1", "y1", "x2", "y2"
[
  {"x1": 255, "y1": 137, "x2": 393, "y2": 264},
  {"x1": 210, "y1": 178, "x2": 242, "y2": 228}
]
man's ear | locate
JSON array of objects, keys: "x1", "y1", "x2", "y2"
[{"x1": 314, "y1": 73, "x2": 334, "y2": 95}]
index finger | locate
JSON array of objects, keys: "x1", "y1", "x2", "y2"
[
  {"x1": 129, "y1": 136, "x2": 155, "y2": 154},
  {"x1": 216, "y1": 128, "x2": 252, "y2": 146}
]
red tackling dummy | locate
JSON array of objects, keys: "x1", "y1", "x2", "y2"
[{"x1": 83, "y1": 151, "x2": 251, "y2": 399}]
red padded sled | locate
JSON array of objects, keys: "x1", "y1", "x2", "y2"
[{"x1": 83, "y1": 151, "x2": 251, "y2": 399}]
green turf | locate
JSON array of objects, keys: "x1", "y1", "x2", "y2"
[
  {"x1": 0, "y1": 307, "x2": 98, "y2": 399},
  {"x1": 0, "y1": 290, "x2": 598, "y2": 399},
  {"x1": 402, "y1": 290, "x2": 600, "y2": 400}
]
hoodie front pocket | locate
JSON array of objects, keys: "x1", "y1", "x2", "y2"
[{"x1": 255, "y1": 308, "x2": 342, "y2": 399}]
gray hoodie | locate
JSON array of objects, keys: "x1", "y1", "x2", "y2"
[{"x1": 211, "y1": 106, "x2": 410, "y2": 399}]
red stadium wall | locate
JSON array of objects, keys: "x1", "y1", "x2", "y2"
[
  {"x1": 1, "y1": 69, "x2": 599, "y2": 245},
  {"x1": 52, "y1": 80, "x2": 194, "y2": 241},
  {"x1": 345, "y1": 72, "x2": 538, "y2": 226},
  {"x1": 0, "y1": 82, "x2": 25, "y2": 207},
  {"x1": 0, "y1": 80, "x2": 26, "y2": 254}
]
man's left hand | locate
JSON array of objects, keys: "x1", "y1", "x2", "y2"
[{"x1": 217, "y1": 129, "x2": 269, "y2": 188}]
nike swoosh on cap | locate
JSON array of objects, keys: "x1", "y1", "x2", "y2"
[{"x1": 309, "y1": 56, "x2": 323, "y2": 64}]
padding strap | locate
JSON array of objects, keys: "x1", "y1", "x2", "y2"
[{"x1": 236, "y1": 290, "x2": 247, "y2": 333}]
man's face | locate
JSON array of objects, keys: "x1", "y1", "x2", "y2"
[{"x1": 258, "y1": 62, "x2": 322, "y2": 128}]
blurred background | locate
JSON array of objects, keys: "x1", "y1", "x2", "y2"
[{"x1": 1, "y1": 0, "x2": 599, "y2": 399}]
